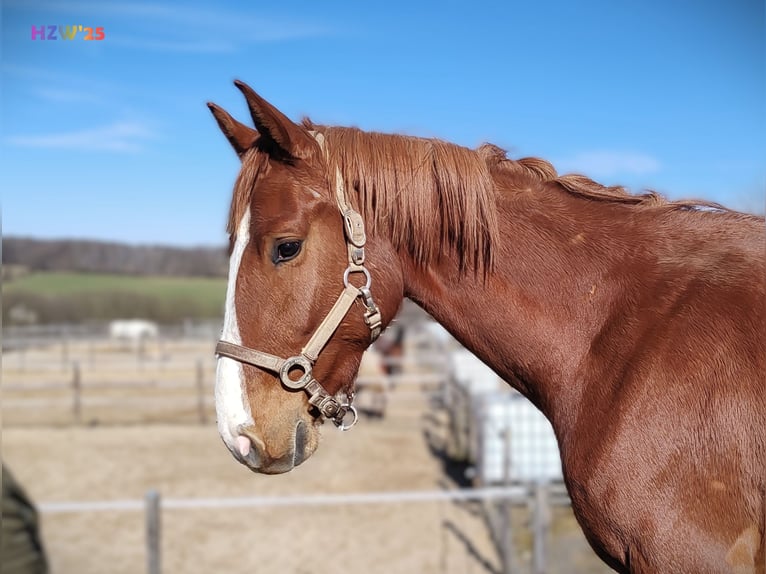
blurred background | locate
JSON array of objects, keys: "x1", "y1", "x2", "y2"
[{"x1": 2, "y1": 1, "x2": 763, "y2": 573}]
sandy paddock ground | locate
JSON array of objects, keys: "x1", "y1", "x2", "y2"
[
  {"x1": 3, "y1": 341, "x2": 610, "y2": 574},
  {"x1": 3, "y1": 413, "x2": 611, "y2": 573}
]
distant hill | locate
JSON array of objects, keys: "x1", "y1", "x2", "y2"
[{"x1": 3, "y1": 237, "x2": 227, "y2": 278}]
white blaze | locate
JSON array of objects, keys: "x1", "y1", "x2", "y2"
[{"x1": 215, "y1": 208, "x2": 254, "y2": 449}]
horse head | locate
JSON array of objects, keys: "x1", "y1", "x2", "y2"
[{"x1": 208, "y1": 81, "x2": 403, "y2": 474}]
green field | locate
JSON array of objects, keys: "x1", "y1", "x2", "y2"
[
  {"x1": 3, "y1": 272, "x2": 227, "y2": 324},
  {"x1": 5, "y1": 271, "x2": 226, "y2": 300}
]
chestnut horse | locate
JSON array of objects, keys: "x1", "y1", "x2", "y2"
[{"x1": 208, "y1": 81, "x2": 765, "y2": 573}]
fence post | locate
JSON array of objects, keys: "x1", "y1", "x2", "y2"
[
  {"x1": 532, "y1": 481, "x2": 550, "y2": 574},
  {"x1": 196, "y1": 359, "x2": 207, "y2": 425},
  {"x1": 499, "y1": 427, "x2": 517, "y2": 574},
  {"x1": 158, "y1": 337, "x2": 165, "y2": 371},
  {"x1": 466, "y1": 389, "x2": 476, "y2": 465},
  {"x1": 61, "y1": 328, "x2": 69, "y2": 372},
  {"x1": 146, "y1": 490, "x2": 161, "y2": 574},
  {"x1": 137, "y1": 337, "x2": 146, "y2": 370},
  {"x1": 72, "y1": 361, "x2": 82, "y2": 424}
]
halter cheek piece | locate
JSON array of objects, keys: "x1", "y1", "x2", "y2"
[{"x1": 215, "y1": 167, "x2": 383, "y2": 431}]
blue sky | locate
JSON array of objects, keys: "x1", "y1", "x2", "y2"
[{"x1": 2, "y1": 0, "x2": 764, "y2": 246}]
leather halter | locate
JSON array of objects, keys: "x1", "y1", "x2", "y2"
[{"x1": 215, "y1": 167, "x2": 383, "y2": 431}]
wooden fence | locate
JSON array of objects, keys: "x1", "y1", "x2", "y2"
[
  {"x1": 38, "y1": 483, "x2": 569, "y2": 574},
  {"x1": 5, "y1": 322, "x2": 576, "y2": 572},
  {"x1": 2, "y1": 320, "x2": 452, "y2": 427}
]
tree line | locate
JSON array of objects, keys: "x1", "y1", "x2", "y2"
[
  {"x1": 2, "y1": 237, "x2": 228, "y2": 325},
  {"x1": 3, "y1": 237, "x2": 228, "y2": 277}
]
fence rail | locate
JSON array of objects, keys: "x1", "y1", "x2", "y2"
[
  {"x1": 38, "y1": 485, "x2": 562, "y2": 514},
  {"x1": 38, "y1": 484, "x2": 569, "y2": 574},
  {"x1": 3, "y1": 352, "x2": 448, "y2": 426}
]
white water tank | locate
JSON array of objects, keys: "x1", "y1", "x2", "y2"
[{"x1": 478, "y1": 391, "x2": 563, "y2": 484}]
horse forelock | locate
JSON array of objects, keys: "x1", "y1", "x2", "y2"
[{"x1": 227, "y1": 148, "x2": 270, "y2": 241}]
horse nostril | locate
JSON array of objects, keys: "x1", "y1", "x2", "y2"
[
  {"x1": 236, "y1": 425, "x2": 266, "y2": 459},
  {"x1": 294, "y1": 421, "x2": 307, "y2": 457}
]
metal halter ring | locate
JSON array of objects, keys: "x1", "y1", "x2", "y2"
[
  {"x1": 279, "y1": 355, "x2": 313, "y2": 390},
  {"x1": 337, "y1": 405, "x2": 359, "y2": 431},
  {"x1": 343, "y1": 266, "x2": 371, "y2": 290}
]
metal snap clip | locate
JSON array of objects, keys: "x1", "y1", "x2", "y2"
[{"x1": 336, "y1": 405, "x2": 358, "y2": 431}]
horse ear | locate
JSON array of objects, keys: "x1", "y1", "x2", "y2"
[
  {"x1": 207, "y1": 102, "x2": 258, "y2": 157},
  {"x1": 233, "y1": 80, "x2": 317, "y2": 160}
]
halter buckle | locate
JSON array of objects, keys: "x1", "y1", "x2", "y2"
[
  {"x1": 365, "y1": 309, "x2": 383, "y2": 341},
  {"x1": 358, "y1": 286, "x2": 382, "y2": 341},
  {"x1": 342, "y1": 209, "x2": 366, "y2": 248},
  {"x1": 348, "y1": 245, "x2": 365, "y2": 266}
]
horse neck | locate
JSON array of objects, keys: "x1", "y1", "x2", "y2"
[{"x1": 399, "y1": 186, "x2": 643, "y2": 437}]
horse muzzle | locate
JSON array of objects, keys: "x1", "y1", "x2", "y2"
[{"x1": 231, "y1": 420, "x2": 316, "y2": 474}]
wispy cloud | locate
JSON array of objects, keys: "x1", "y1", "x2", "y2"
[
  {"x1": 729, "y1": 182, "x2": 766, "y2": 215},
  {"x1": 2, "y1": 64, "x2": 128, "y2": 100},
  {"x1": 106, "y1": 36, "x2": 236, "y2": 54},
  {"x1": 34, "y1": 87, "x2": 106, "y2": 105},
  {"x1": 5, "y1": 121, "x2": 156, "y2": 152},
  {"x1": 554, "y1": 151, "x2": 661, "y2": 178}
]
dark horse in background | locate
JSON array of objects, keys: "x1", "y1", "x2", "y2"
[{"x1": 208, "y1": 81, "x2": 765, "y2": 573}]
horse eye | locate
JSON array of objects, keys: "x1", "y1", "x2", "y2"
[{"x1": 274, "y1": 240, "x2": 302, "y2": 263}]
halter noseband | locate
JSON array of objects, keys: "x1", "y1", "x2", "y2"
[{"x1": 215, "y1": 167, "x2": 383, "y2": 431}]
